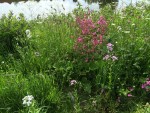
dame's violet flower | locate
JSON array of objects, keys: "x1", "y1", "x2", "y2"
[
  {"x1": 111, "y1": 56, "x2": 118, "y2": 61},
  {"x1": 103, "y1": 55, "x2": 110, "y2": 60},
  {"x1": 107, "y1": 43, "x2": 114, "y2": 51},
  {"x1": 70, "y1": 80, "x2": 77, "y2": 86},
  {"x1": 22, "y1": 95, "x2": 34, "y2": 106}
]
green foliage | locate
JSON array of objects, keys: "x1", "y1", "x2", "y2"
[
  {"x1": 134, "y1": 103, "x2": 150, "y2": 113},
  {"x1": 0, "y1": 73, "x2": 61, "y2": 113},
  {"x1": 0, "y1": 12, "x2": 29, "y2": 57}
]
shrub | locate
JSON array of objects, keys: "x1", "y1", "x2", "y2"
[{"x1": 0, "y1": 12, "x2": 29, "y2": 57}]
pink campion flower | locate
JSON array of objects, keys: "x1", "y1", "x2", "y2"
[
  {"x1": 77, "y1": 37, "x2": 83, "y2": 43},
  {"x1": 146, "y1": 81, "x2": 150, "y2": 85},
  {"x1": 97, "y1": 16, "x2": 107, "y2": 35},
  {"x1": 97, "y1": 16, "x2": 107, "y2": 26},
  {"x1": 127, "y1": 94, "x2": 133, "y2": 97},
  {"x1": 82, "y1": 30, "x2": 86, "y2": 34},
  {"x1": 86, "y1": 18, "x2": 95, "y2": 29},
  {"x1": 70, "y1": 80, "x2": 77, "y2": 86},
  {"x1": 97, "y1": 28, "x2": 100, "y2": 32},
  {"x1": 103, "y1": 55, "x2": 110, "y2": 60},
  {"x1": 141, "y1": 78, "x2": 150, "y2": 90},
  {"x1": 91, "y1": 24, "x2": 95, "y2": 28},
  {"x1": 82, "y1": 29, "x2": 90, "y2": 35},
  {"x1": 92, "y1": 32, "x2": 96, "y2": 36},
  {"x1": 111, "y1": 56, "x2": 118, "y2": 61},
  {"x1": 129, "y1": 87, "x2": 134, "y2": 91},
  {"x1": 141, "y1": 83, "x2": 146, "y2": 89},
  {"x1": 99, "y1": 35, "x2": 103, "y2": 44},
  {"x1": 92, "y1": 38, "x2": 99, "y2": 46},
  {"x1": 77, "y1": 16, "x2": 95, "y2": 35}
]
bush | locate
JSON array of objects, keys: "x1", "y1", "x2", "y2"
[{"x1": 0, "y1": 12, "x2": 29, "y2": 57}]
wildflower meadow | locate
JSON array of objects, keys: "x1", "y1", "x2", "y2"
[{"x1": 0, "y1": 2, "x2": 150, "y2": 113}]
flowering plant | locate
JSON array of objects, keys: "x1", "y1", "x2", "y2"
[
  {"x1": 141, "y1": 78, "x2": 150, "y2": 91},
  {"x1": 22, "y1": 95, "x2": 34, "y2": 106},
  {"x1": 73, "y1": 14, "x2": 108, "y2": 62}
]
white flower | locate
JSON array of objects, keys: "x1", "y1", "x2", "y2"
[
  {"x1": 26, "y1": 101, "x2": 32, "y2": 106},
  {"x1": 25, "y1": 29, "x2": 32, "y2": 38},
  {"x1": 120, "y1": 16, "x2": 125, "y2": 19},
  {"x1": 36, "y1": 21, "x2": 42, "y2": 24},
  {"x1": 25, "y1": 29, "x2": 30, "y2": 35},
  {"x1": 123, "y1": 31, "x2": 130, "y2": 34},
  {"x1": 92, "y1": 100, "x2": 97, "y2": 106},
  {"x1": 117, "y1": 26, "x2": 122, "y2": 31},
  {"x1": 70, "y1": 80, "x2": 77, "y2": 86},
  {"x1": 111, "y1": 23, "x2": 116, "y2": 26},
  {"x1": 22, "y1": 95, "x2": 34, "y2": 106},
  {"x1": 34, "y1": 52, "x2": 40, "y2": 56}
]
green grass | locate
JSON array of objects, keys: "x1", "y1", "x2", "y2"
[{"x1": 0, "y1": 2, "x2": 150, "y2": 113}]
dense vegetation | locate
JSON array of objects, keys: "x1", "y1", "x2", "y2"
[{"x1": 0, "y1": 2, "x2": 150, "y2": 113}]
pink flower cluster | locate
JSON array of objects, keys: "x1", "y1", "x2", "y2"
[
  {"x1": 97, "y1": 16, "x2": 108, "y2": 35},
  {"x1": 74, "y1": 14, "x2": 108, "y2": 62},
  {"x1": 141, "y1": 78, "x2": 150, "y2": 91},
  {"x1": 103, "y1": 43, "x2": 118, "y2": 61},
  {"x1": 76, "y1": 16, "x2": 95, "y2": 35}
]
